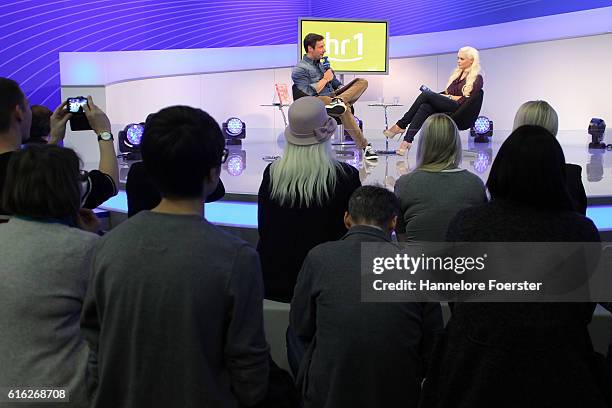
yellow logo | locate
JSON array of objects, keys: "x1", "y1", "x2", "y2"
[
  {"x1": 300, "y1": 19, "x2": 388, "y2": 72},
  {"x1": 325, "y1": 32, "x2": 364, "y2": 62}
]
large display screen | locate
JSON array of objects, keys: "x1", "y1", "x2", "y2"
[{"x1": 299, "y1": 18, "x2": 389, "y2": 74}]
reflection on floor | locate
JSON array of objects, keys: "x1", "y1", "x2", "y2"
[{"x1": 104, "y1": 129, "x2": 612, "y2": 231}]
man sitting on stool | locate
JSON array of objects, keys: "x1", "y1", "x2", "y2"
[{"x1": 292, "y1": 32, "x2": 377, "y2": 161}]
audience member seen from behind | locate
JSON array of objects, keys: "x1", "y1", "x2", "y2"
[
  {"x1": 26, "y1": 104, "x2": 51, "y2": 144},
  {"x1": 81, "y1": 106, "x2": 269, "y2": 408},
  {"x1": 290, "y1": 185, "x2": 443, "y2": 408},
  {"x1": 0, "y1": 78, "x2": 31, "y2": 217},
  {"x1": 0, "y1": 78, "x2": 118, "y2": 216},
  {"x1": 384, "y1": 46, "x2": 483, "y2": 155},
  {"x1": 126, "y1": 161, "x2": 225, "y2": 217},
  {"x1": 0, "y1": 145, "x2": 99, "y2": 407},
  {"x1": 419, "y1": 125, "x2": 608, "y2": 408},
  {"x1": 394, "y1": 113, "x2": 486, "y2": 241},
  {"x1": 126, "y1": 114, "x2": 226, "y2": 218},
  {"x1": 257, "y1": 96, "x2": 361, "y2": 302},
  {"x1": 512, "y1": 100, "x2": 587, "y2": 214}
]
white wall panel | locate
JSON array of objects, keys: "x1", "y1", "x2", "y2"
[
  {"x1": 106, "y1": 75, "x2": 202, "y2": 124},
  {"x1": 65, "y1": 34, "x2": 612, "y2": 163}
]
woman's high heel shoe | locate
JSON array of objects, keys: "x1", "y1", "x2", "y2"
[
  {"x1": 396, "y1": 141, "x2": 412, "y2": 156},
  {"x1": 383, "y1": 125, "x2": 405, "y2": 140}
]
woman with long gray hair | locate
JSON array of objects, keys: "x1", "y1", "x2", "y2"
[
  {"x1": 257, "y1": 97, "x2": 361, "y2": 302},
  {"x1": 394, "y1": 113, "x2": 486, "y2": 241}
]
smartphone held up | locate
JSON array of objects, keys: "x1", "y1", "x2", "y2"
[{"x1": 66, "y1": 96, "x2": 92, "y2": 131}]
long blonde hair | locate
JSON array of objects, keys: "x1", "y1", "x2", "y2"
[
  {"x1": 416, "y1": 114, "x2": 462, "y2": 172},
  {"x1": 269, "y1": 140, "x2": 343, "y2": 207},
  {"x1": 445, "y1": 46, "x2": 481, "y2": 97},
  {"x1": 512, "y1": 100, "x2": 559, "y2": 136}
]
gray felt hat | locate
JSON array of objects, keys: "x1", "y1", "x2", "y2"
[{"x1": 284, "y1": 96, "x2": 337, "y2": 146}]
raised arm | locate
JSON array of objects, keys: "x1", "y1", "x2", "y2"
[{"x1": 83, "y1": 96, "x2": 119, "y2": 189}]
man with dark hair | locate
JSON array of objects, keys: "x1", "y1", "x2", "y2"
[
  {"x1": 290, "y1": 185, "x2": 443, "y2": 408},
  {"x1": 26, "y1": 105, "x2": 52, "y2": 144},
  {"x1": 292, "y1": 33, "x2": 377, "y2": 161},
  {"x1": 0, "y1": 78, "x2": 31, "y2": 215},
  {"x1": 81, "y1": 106, "x2": 270, "y2": 408},
  {"x1": 0, "y1": 78, "x2": 118, "y2": 216}
]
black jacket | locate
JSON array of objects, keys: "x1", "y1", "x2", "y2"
[
  {"x1": 420, "y1": 200, "x2": 607, "y2": 408},
  {"x1": 257, "y1": 162, "x2": 361, "y2": 302}
]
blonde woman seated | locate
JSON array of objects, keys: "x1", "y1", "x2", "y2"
[
  {"x1": 257, "y1": 97, "x2": 361, "y2": 302},
  {"x1": 513, "y1": 100, "x2": 587, "y2": 215},
  {"x1": 385, "y1": 46, "x2": 483, "y2": 155},
  {"x1": 394, "y1": 114, "x2": 486, "y2": 241}
]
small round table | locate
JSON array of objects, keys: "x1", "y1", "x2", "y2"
[{"x1": 368, "y1": 102, "x2": 403, "y2": 155}]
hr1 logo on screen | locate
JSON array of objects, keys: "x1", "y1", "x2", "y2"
[{"x1": 325, "y1": 32, "x2": 364, "y2": 62}]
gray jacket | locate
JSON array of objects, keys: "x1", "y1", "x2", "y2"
[
  {"x1": 291, "y1": 225, "x2": 443, "y2": 408},
  {"x1": 0, "y1": 217, "x2": 98, "y2": 408}
]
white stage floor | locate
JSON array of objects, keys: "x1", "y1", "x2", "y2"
[{"x1": 113, "y1": 129, "x2": 612, "y2": 203}]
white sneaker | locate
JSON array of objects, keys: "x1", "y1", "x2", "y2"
[
  {"x1": 364, "y1": 144, "x2": 378, "y2": 161},
  {"x1": 325, "y1": 98, "x2": 347, "y2": 116}
]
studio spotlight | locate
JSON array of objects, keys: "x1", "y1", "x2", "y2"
[
  {"x1": 223, "y1": 117, "x2": 246, "y2": 145},
  {"x1": 473, "y1": 151, "x2": 491, "y2": 173},
  {"x1": 118, "y1": 122, "x2": 145, "y2": 159},
  {"x1": 588, "y1": 118, "x2": 606, "y2": 149},
  {"x1": 223, "y1": 147, "x2": 247, "y2": 177},
  {"x1": 470, "y1": 116, "x2": 493, "y2": 143},
  {"x1": 587, "y1": 150, "x2": 604, "y2": 182}
]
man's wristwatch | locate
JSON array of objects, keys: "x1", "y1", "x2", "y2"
[{"x1": 97, "y1": 131, "x2": 114, "y2": 142}]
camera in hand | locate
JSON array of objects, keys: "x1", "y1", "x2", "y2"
[
  {"x1": 67, "y1": 96, "x2": 92, "y2": 131},
  {"x1": 67, "y1": 97, "x2": 88, "y2": 113}
]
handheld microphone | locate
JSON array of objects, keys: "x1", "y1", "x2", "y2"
[{"x1": 321, "y1": 56, "x2": 331, "y2": 71}]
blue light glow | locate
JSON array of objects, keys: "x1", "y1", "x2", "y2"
[
  {"x1": 473, "y1": 116, "x2": 491, "y2": 134},
  {"x1": 204, "y1": 201, "x2": 257, "y2": 228},
  {"x1": 69, "y1": 60, "x2": 103, "y2": 85},
  {"x1": 473, "y1": 151, "x2": 490, "y2": 173},
  {"x1": 98, "y1": 193, "x2": 612, "y2": 232},
  {"x1": 226, "y1": 118, "x2": 244, "y2": 136},
  {"x1": 126, "y1": 124, "x2": 144, "y2": 146},
  {"x1": 586, "y1": 206, "x2": 612, "y2": 231},
  {"x1": 226, "y1": 155, "x2": 245, "y2": 176},
  {"x1": 99, "y1": 191, "x2": 258, "y2": 228}
]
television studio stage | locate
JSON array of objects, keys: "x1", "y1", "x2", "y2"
[
  {"x1": 58, "y1": 9, "x2": 612, "y2": 238},
  {"x1": 51, "y1": 9, "x2": 612, "y2": 368}
]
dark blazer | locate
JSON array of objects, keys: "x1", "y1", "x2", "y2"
[
  {"x1": 291, "y1": 225, "x2": 443, "y2": 408},
  {"x1": 419, "y1": 200, "x2": 608, "y2": 408}
]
